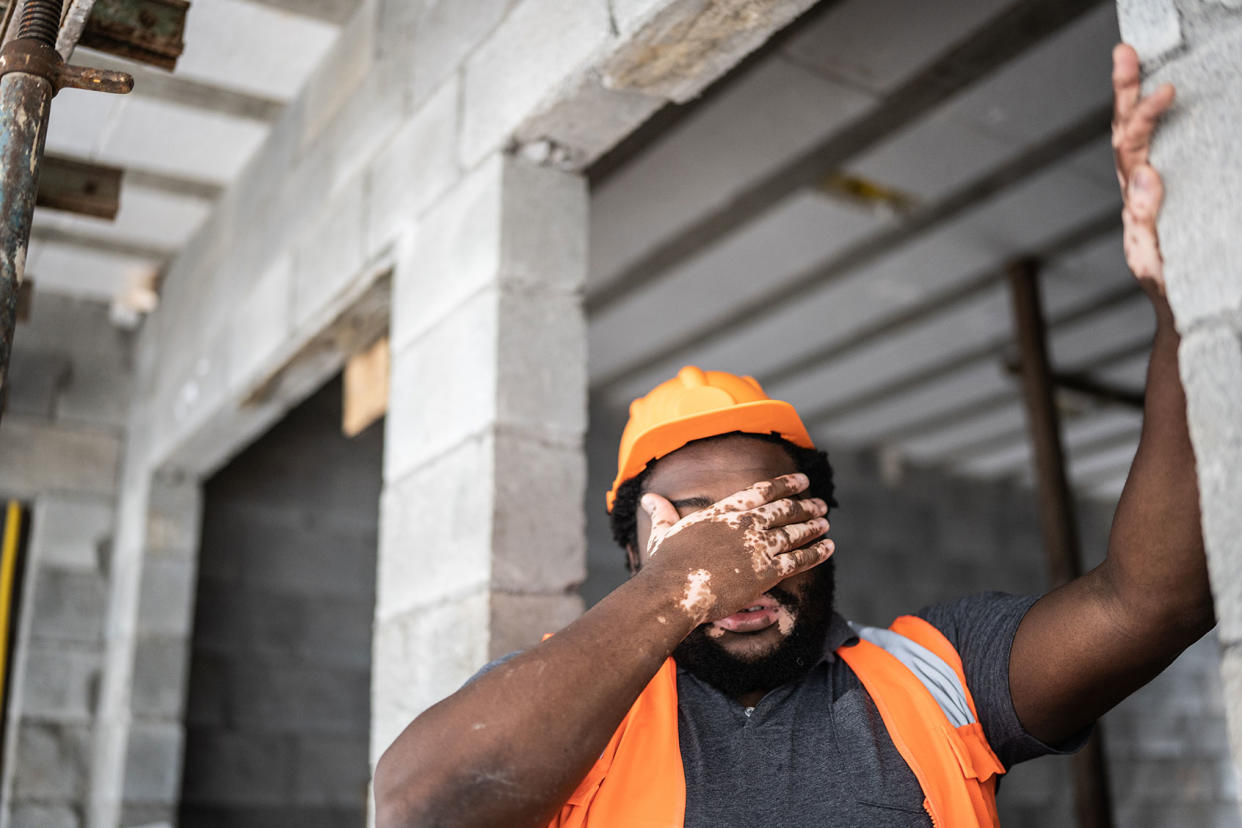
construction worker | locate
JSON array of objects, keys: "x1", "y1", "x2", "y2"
[{"x1": 372, "y1": 44, "x2": 1211, "y2": 828}]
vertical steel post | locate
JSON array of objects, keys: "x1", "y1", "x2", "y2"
[
  {"x1": 0, "y1": 0, "x2": 60, "y2": 418},
  {"x1": 1007, "y1": 258, "x2": 1115, "y2": 828},
  {"x1": 0, "y1": 0, "x2": 130, "y2": 420}
]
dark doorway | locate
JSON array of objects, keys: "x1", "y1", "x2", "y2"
[{"x1": 179, "y1": 375, "x2": 382, "y2": 827}]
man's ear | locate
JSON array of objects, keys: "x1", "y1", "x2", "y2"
[{"x1": 625, "y1": 543, "x2": 640, "y2": 574}]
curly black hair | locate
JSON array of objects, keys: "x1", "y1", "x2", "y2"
[{"x1": 608, "y1": 431, "x2": 837, "y2": 572}]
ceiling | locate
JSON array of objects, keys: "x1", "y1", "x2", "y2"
[
  {"x1": 586, "y1": 0, "x2": 1148, "y2": 501},
  {"x1": 27, "y1": 0, "x2": 350, "y2": 313},
  {"x1": 22, "y1": 0, "x2": 1149, "y2": 500}
]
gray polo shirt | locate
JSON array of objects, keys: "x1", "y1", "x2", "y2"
[
  {"x1": 477, "y1": 591, "x2": 1082, "y2": 827},
  {"x1": 677, "y1": 592, "x2": 1079, "y2": 827}
]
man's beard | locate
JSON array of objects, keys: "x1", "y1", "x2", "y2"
[{"x1": 673, "y1": 560, "x2": 835, "y2": 699}]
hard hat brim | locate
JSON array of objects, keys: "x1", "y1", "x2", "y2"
[{"x1": 605, "y1": 399, "x2": 814, "y2": 511}]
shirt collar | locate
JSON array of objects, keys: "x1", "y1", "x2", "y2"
[{"x1": 819, "y1": 612, "x2": 859, "y2": 664}]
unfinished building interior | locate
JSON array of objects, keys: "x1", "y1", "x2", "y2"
[{"x1": 0, "y1": 0, "x2": 1239, "y2": 826}]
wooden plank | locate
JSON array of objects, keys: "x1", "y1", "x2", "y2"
[{"x1": 342, "y1": 335, "x2": 388, "y2": 438}]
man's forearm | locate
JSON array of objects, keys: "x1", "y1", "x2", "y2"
[
  {"x1": 1102, "y1": 298, "x2": 1213, "y2": 636},
  {"x1": 373, "y1": 570, "x2": 696, "y2": 828}
]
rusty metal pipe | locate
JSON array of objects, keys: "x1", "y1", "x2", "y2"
[{"x1": 0, "y1": 0, "x2": 59, "y2": 417}]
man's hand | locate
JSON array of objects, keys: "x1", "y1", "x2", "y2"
[
  {"x1": 637, "y1": 473, "x2": 833, "y2": 625},
  {"x1": 1113, "y1": 42, "x2": 1174, "y2": 297}
]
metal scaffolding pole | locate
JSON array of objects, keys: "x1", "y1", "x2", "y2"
[
  {"x1": 0, "y1": 0, "x2": 130, "y2": 419},
  {"x1": 1007, "y1": 258, "x2": 1115, "y2": 828}
]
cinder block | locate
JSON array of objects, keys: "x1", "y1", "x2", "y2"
[
  {"x1": 12, "y1": 722, "x2": 90, "y2": 800},
  {"x1": 384, "y1": 288, "x2": 500, "y2": 481},
  {"x1": 183, "y1": 651, "x2": 229, "y2": 729},
  {"x1": 1221, "y1": 645, "x2": 1242, "y2": 790},
  {"x1": 30, "y1": 568, "x2": 108, "y2": 645},
  {"x1": 145, "y1": 470, "x2": 201, "y2": 557},
  {"x1": 491, "y1": 430, "x2": 587, "y2": 595},
  {"x1": 290, "y1": 173, "x2": 367, "y2": 332},
  {"x1": 229, "y1": 661, "x2": 370, "y2": 734},
  {"x1": 1149, "y1": 31, "x2": 1242, "y2": 325},
  {"x1": 298, "y1": 596, "x2": 375, "y2": 668},
  {"x1": 1178, "y1": 327, "x2": 1242, "y2": 646},
  {"x1": 56, "y1": 357, "x2": 133, "y2": 430},
  {"x1": 291, "y1": 735, "x2": 370, "y2": 807},
  {"x1": 207, "y1": 516, "x2": 376, "y2": 602},
  {"x1": 496, "y1": 287, "x2": 587, "y2": 439},
  {"x1": 301, "y1": 0, "x2": 376, "y2": 150},
  {"x1": 498, "y1": 158, "x2": 588, "y2": 293},
  {"x1": 15, "y1": 645, "x2": 100, "y2": 723},
  {"x1": 30, "y1": 492, "x2": 113, "y2": 572},
  {"x1": 1116, "y1": 0, "x2": 1184, "y2": 63},
  {"x1": 460, "y1": 0, "x2": 612, "y2": 166},
  {"x1": 161, "y1": 328, "x2": 232, "y2": 460},
  {"x1": 378, "y1": 0, "x2": 510, "y2": 111},
  {"x1": 365, "y1": 75, "x2": 460, "y2": 259},
  {"x1": 318, "y1": 69, "x2": 409, "y2": 205},
  {"x1": 136, "y1": 558, "x2": 195, "y2": 638},
  {"x1": 389, "y1": 156, "x2": 503, "y2": 352},
  {"x1": 488, "y1": 591, "x2": 584, "y2": 660},
  {"x1": 130, "y1": 637, "x2": 190, "y2": 720},
  {"x1": 0, "y1": 418, "x2": 120, "y2": 498},
  {"x1": 121, "y1": 720, "x2": 183, "y2": 803},
  {"x1": 8, "y1": 804, "x2": 79, "y2": 828},
  {"x1": 117, "y1": 802, "x2": 175, "y2": 827},
  {"x1": 179, "y1": 730, "x2": 290, "y2": 807},
  {"x1": 377, "y1": 436, "x2": 494, "y2": 621},
  {"x1": 227, "y1": 255, "x2": 294, "y2": 397},
  {"x1": 369, "y1": 591, "x2": 490, "y2": 765},
  {"x1": 5, "y1": 349, "x2": 69, "y2": 419}
]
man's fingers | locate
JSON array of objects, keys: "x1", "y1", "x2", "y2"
[
  {"x1": 750, "y1": 497, "x2": 828, "y2": 529},
  {"x1": 1122, "y1": 162, "x2": 1165, "y2": 284},
  {"x1": 1114, "y1": 84, "x2": 1175, "y2": 167},
  {"x1": 716, "y1": 473, "x2": 810, "y2": 512},
  {"x1": 774, "y1": 538, "x2": 836, "y2": 577},
  {"x1": 640, "y1": 493, "x2": 680, "y2": 542},
  {"x1": 770, "y1": 517, "x2": 830, "y2": 552},
  {"x1": 1112, "y1": 43, "x2": 1142, "y2": 126}
]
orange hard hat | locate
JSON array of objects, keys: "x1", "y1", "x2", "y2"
[{"x1": 605, "y1": 366, "x2": 815, "y2": 511}]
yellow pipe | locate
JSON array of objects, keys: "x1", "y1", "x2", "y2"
[{"x1": 0, "y1": 501, "x2": 22, "y2": 715}]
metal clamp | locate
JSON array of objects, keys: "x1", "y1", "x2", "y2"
[{"x1": 0, "y1": 36, "x2": 132, "y2": 95}]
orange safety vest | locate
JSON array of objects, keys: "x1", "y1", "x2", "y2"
[{"x1": 550, "y1": 615, "x2": 1005, "y2": 828}]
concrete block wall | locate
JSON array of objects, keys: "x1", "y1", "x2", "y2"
[
  {"x1": 0, "y1": 295, "x2": 129, "y2": 828},
  {"x1": 582, "y1": 418, "x2": 1239, "y2": 825},
  {"x1": 179, "y1": 378, "x2": 381, "y2": 828},
  {"x1": 1116, "y1": 0, "x2": 1242, "y2": 809}
]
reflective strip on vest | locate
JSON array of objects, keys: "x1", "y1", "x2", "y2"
[{"x1": 849, "y1": 621, "x2": 974, "y2": 727}]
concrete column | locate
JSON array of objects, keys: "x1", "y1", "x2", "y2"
[
  {"x1": 1116, "y1": 0, "x2": 1242, "y2": 801},
  {"x1": 118, "y1": 471, "x2": 201, "y2": 827},
  {"x1": 370, "y1": 154, "x2": 588, "y2": 766}
]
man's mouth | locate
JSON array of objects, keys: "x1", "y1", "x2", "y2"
[{"x1": 712, "y1": 595, "x2": 783, "y2": 633}]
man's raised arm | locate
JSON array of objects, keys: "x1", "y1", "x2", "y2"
[
  {"x1": 372, "y1": 474, "x2": 833, "y2": 828},
  {"x1": 1007, "y1": 44, "x2": 1215, "y2": 746}
]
